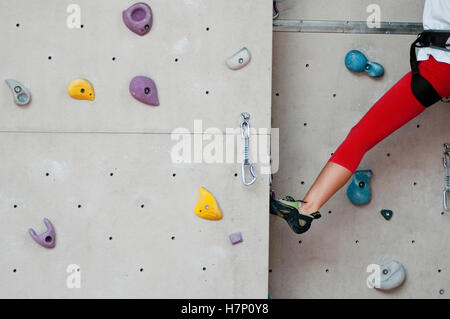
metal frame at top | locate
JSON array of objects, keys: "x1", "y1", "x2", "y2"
[{"x1": 273, "y1": 19, "x2": 424, "y2": 35}]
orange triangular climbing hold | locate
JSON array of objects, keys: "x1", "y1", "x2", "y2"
[{"x1": 194, "y1": 187, "x2": 222, "y2": 221}]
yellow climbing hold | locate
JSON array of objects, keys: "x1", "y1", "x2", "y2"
[
  {"x1": 67, "y1": 78, "x2": 95, "y2": 101},
  {"x1": 194, "y1": 187, "x2": 222, "y2": 221}
]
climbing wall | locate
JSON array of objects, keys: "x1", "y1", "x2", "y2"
[
  {"x1": 0, "y1": 0, "x2": 272, "y2": 298},
  {"x1": 270, "y1": 0, "x2": 450, "y2": 298}
]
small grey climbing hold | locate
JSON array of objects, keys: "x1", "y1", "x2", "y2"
[
  {"x1": 226, "y1": 47, "x2": 251, "y2": 70},
  {"x1": 376, "y1": 260, "x2": 406, "y2": 290},
  {"x1": 5, "y1": 79, "x2": 31, "y2": 106}
]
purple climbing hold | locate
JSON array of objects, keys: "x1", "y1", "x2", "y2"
[
  {"x1": 28, "y1": 218, "x2": 56, "y2": 249},
  {"x1": 229, "y1": 232, "x2": 243, "y2": 245},
  {"x1": 122, "y1": 2, "x2": 153, "y2": 36},
  {"x1": 129, "y1": 76, "x2": 160, "y2": 106}
]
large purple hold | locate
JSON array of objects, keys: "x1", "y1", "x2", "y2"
[
  {"x1": 122, "y1": 2, "x2": 153, "y2": 36},
  {"x1": 29, "y1": 218, "x2": 56, "y2": 249},
  {"x1": 129, "y1": 76, "x2": 160, "y2": 106}
]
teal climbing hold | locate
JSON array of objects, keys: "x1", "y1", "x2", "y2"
[
  {"x1": 345, "y1": 50, "x2": 384, "y2": 78},
  {"x1": 381, "y1": 209, "x2": 393, "y2": 220},
  {"x1": 347, "y1": 169, "x2": 373, "y2": 206}
]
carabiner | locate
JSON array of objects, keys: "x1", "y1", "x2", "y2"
[
  {"x1": 443, "y1": 144, "x2": 450, "y2": 212},
  {"x1": 240, "y1": 113, "x2": 257, "y2": 186},
  {"x1": 242, "y1": 162, "x2": 257, "y2": 186}
]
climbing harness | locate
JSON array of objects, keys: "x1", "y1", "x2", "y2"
[
  {"x1": 410, "y1": 30, "x2": 450, "y2": 107},
  {"x1": 443, "y1": 143, "x2": 450, "y2": 212},
  {"x1": 240, "y1": 112, "x2": 257, "y2": 186},
  {"x1": 273, "y1": 1, "x2": 279, "y2": 20}
]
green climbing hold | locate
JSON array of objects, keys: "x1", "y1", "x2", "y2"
[{"x1": 381, "y1": 209, "x2": 393, "y2": 220}]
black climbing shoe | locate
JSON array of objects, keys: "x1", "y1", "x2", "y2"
[{"x1": 270, "y1": 192, "x2": 321, "y2": 234}]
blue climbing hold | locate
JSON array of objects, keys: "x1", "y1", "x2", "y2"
[
  {"x1": 365, "y1": 61, "x2": 384, "y2": 77},
  {"x1": 345, "y1": 50, "x2": 368, "y2": 72},
  {"x1": 345, "y1": 50, "x2": 384, "y2": 77},
  {"x1": 347, "y1": 169, "x2": 373, "y2": 206}
]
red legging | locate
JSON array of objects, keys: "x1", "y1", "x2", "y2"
[{"x1": 330, "y1": 56, "x2": 450, "y2": 173}]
